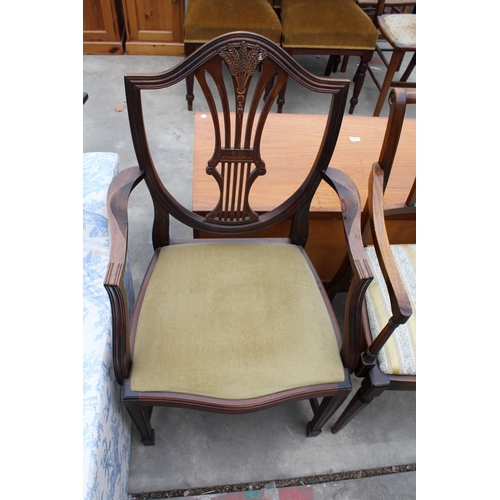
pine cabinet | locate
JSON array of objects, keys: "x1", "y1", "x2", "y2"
[
  {"x1": 122, "y1": 0, "x2": 186, "y2": 55},
  {"x1": 83, "y1": 0, "x2": 126, "y2": 54}
]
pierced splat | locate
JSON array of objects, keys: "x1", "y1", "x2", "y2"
[
  {"x1": 123, "y1": 32, "x2": 349, "y2": 239},
  {"x1": 194, "y1": 41, "x2": 286, "y2": 224}
]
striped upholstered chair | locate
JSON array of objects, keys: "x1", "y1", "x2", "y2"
[{"x1": 331, "y1": 87, "x2": 416, "y2": 433}]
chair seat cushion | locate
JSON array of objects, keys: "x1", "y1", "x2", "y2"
[
  {"x1": 365, "y1": 244, "x2": 416, "y2": 375},
  {"x1": 184, "y1": 0, "x2": 282, "y2": 44},
  {"x1": 281, "y1": 0, "x2": 378, "y2": 50},
  {"x1": 378, "y1": 14, "x2": 416, "y2": 49},
  {"x1": 130, "y1": 242, "x2": 345, "y2": 399}
]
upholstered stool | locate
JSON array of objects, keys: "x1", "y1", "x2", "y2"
[
  {"x1": 280, "y1": 0, "x2": 378, "y2": 113},
  {"x1": 183, "y1": 0, "x2": 282, "y2": 110}
]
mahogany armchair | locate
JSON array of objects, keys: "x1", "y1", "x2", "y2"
[
  {"x1": 331, "y1": 88, "x2": 416, "y2": 433},
  {"x1": 104, "y1": 32, "x2": 373, "y2": 445}
]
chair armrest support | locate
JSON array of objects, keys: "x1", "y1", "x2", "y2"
[
  {"x1": 321, "y1": 168, "x2": 373, "y2": 372},
  {"x1": 356, "y1": 162, "x2": 413, "y2": 376},
  {"x1": 104, "y1": 166, "x2": 145, "y2": 385}
]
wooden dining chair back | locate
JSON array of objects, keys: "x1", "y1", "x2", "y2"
[
  {"x1": 331, "y1": 87, "x2": 416, "y2": 433},
  {"x1": 104, "y1": 32, "x2": 374, "y2": 445}
]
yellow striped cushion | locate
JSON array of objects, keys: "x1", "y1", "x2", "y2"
[{"x1": 365, "y1": 244, "x2": 416, "y2": 375}]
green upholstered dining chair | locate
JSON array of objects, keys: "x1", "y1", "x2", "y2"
[
  {"x1": 331, "y1": 88, "x2": 416, "y2": 433},
  {"x1": 183, "y1": 0, "x2": 282, "y2": 111},
  {"x1": 104, "y1": 32, "x2": 374, "y2": 445},
  {"x1": 278, "y1": 0, "x2": 378, "y2": 114}
]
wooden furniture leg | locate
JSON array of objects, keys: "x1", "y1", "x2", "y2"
[
  {"x1": 126, "y1": 405, "x2": 156, "y2": 445},
  {"x1": 400, "y1": 53, "x2": 416, "y2": 82},
  {"x1": 306, "y1": 390, "x2": 350, "y2": 436},
  {"x1": 331, "y1": 368, "x2": 389, "y2": 433},
  {"x1": 349, "y1": 53, "x2": 372, "y2": 114},
  {"x1": 373, "y1": 49, "x2": 405, "y2": 116}
]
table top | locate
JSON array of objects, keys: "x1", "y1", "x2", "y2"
[{"x1": 192, "y1": 112, "x2": 416, "y2": 215}]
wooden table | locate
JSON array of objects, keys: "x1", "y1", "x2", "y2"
[{"x1": 192, "y1": 112, "x2": 415, "y2": 281}]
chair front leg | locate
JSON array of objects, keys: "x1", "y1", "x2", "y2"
[
  {"x1": 277, "y1": 77, "x2": 287, "y2": 113},
  {"x1": 126, "y1": 405, "x2": 156, "y2": 446},
  {"x1": 184, "y1": 43, "x2": 197, "y2": 111},
  {"x1": 349, "y1": 52, "x2": 373, "y2": 114},
  {"x1": 186, "y1": 75, "x2": 195, "y2": 111},
  {"x1": 306, "y1": 388, "x2": 350, "y2": 437},
  {"x1": 331, "y1": 367, "x2": 389, "y2": 434}
]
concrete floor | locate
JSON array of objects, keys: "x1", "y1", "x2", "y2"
[{"x1": 84, "y1": 45, "x2": 416, "y2": 499}]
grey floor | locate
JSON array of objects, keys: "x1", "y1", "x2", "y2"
[{"x1": 84, "y1": 46, "x2": 416, "y2": 499}]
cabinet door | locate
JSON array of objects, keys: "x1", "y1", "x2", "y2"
[
  {"x1": 124, "y1": 0, "x2": 184, "y2": 44},
  {"x1": 84, "y1": 0, "x2": 125, "y2": 54}
]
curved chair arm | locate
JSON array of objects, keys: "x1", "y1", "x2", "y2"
[
  {"x1": 321, "y1": 167, "x2": 373, "y2": 373},
  {"x1": 104, "y1": 166, "x2": 145, "y2": 385},
  {"x1": 356, "y1": 161, "x2": 413, "y2": 376}
]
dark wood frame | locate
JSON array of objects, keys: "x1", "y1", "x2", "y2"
[
  {"x1": 104, "y1": 32, "x2": 374, "y2": 445},
  {"x1": 331, "y1": 88, "x2": 416, "y2": 433}
]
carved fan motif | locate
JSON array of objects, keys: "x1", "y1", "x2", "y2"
[{"x1": 217, "y1": 41, "x2": 269, "y2": 116}]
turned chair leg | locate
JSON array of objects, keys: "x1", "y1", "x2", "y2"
[
  {"x1": 348, "y1": 53, "x2": 372, "y2": 114},
  {"x1": 127, "y1": 405, "x2": 156, "y2": 445},
  {"x1": 306, "y1": 391, "x2": 350, "y2": 437},
  {"x1": 186, "y1": 74, "x2": 195, "y2": 111},
  {"x1": 184, "y1": 44, "x2": 197, "y2": 111},
  {"x1": 331, "y1": 369, "x2": 389, "y2": 434},
  {"x1": 277, "y1": 79, "x2": 287, "y2": 113}
]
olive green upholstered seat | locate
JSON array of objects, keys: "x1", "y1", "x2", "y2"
[
  {"x1": 184, "y1": 0, "x2": 282, "y2": 44},
  {"x1": 278, "y1": 0, "x2": 378, "y2": 114},
  {"x1": 281, "y1": 0, "x2": 378, "y2": 50},
  {"x1": 131, "y1": 242, "x2": 345, "y2": 399}
]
